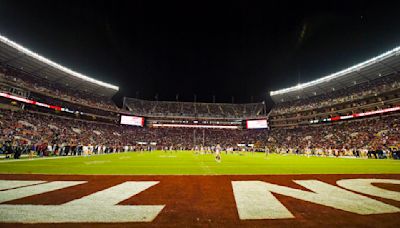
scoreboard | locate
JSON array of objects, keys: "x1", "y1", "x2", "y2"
[
  {"x1": 120, "y1": 115, "x2": 145, "y2": 127},
  {"x1": 246, "y1": 119, "x2": 268, "y2": 129}
]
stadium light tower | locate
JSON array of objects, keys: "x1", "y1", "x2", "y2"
[
  {"x1": 270, "y1": 45, "x2": 400, "y2": 96},
  {"x1": 0, "y1": 34, "x2": 119, "y2": 91}
]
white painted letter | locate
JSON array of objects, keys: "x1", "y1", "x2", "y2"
[
  {"x1": 0, "y1": 180, "x2": 46, "y2": 191},
  {"x1": 232, "y1": 181, "x2": 294, "y2": 220},
  {"x1": 0, "y1": 181, "x2": 164, "y2": 223},
  {"x1": 337, "y1": 178, "x2": 400, "y2": 201},
  {"x1": 232, "y1": 180, "x2": 400, "y2": 220},
  {"x1": 0, "y1": 181, "x2": 86, "y2": 203}
]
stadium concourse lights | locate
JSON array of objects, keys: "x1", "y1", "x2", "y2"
[
  {"x1": 0, "y1": 34, "x2": 119, "y2": 91},
  {"x1": 270, "y1": 45, "x2": 400, "y2": 96}
]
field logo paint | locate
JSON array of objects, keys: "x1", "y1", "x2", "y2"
[
  {"x1": 232, "y1": 180, "x2": 294, "y2": 219},
  {"x1": 0, "y1": 181, "x2": 165, "y2": 223},
  {"x1": 0, "y1": 181, "x2": 87, "y2": 203},
  {"x1": 0, "y1": 180, "x2": 46, "y2": 191},
  {"x1": 337, "y1": 179, "x2": 400, "y2": 201},
  {"x1": 232, "y1": 180, "x2": 400, "y2": 220}
]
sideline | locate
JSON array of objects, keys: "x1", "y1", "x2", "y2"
[
  {"x1": 0, "y1": 153, "x2": 117, "y2": 163},
  {"x1": 0, "y1": 156, "x2": 73, "y2": 163}
]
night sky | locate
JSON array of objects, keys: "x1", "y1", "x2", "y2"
[{"x1": 0, "y1": 0, "x2": 399, "y2": 107}]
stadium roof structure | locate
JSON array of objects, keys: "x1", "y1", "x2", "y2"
[
  {"x1": 0, "y1": 34, "x2": 119, "y2": 97},
  {"x1": 270, "y1": 46, "x2": 400, "y2": 103}
]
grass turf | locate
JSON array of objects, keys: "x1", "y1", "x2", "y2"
[{"x1": 0, "y1": 151, "x2": 399, "y2": 175}]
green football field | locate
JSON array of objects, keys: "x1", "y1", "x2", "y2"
[{"x1": 0, "y1": 151, "x2": 399, "y2": 175}]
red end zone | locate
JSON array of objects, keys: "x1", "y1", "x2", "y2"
[{"x1": 0, "y1": 174, "x2": 400, "y2": 227}]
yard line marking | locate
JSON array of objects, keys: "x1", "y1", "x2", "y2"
[
  {"x1": 0, "y1": 152, "x2": 121, "y2": 163},
  {"x1": 0, "y1": 156, "x2": 73, "y2": 163},
  {"x1": 194, "y1": 155, "x2": 213, "y2": 174}
]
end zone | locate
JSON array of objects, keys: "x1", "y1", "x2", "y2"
[{"x1": 0, "y1": 174, "x2": 399, "y2": 227}]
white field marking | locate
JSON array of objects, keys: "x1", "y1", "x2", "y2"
[
  {"x1": 0, "y1": 204, "x2": 165, "y2": 223},
  {"x1": 337, "y1": 179, "x2": 400, "y2": 201},
  {"x1": 232, "y1": 180, "x2": 400, "y2": 220},
  {"x1": 0, "y1": 180, "x2": 45, "y2": 191},
  {"x1": 194, "y1": 156, "x2": 213, "y2": 174},
  {"x1": 65, "y1": 181, "x2": 159, "y2": 206},
  {"x1": 0, "y1": 181, "x2": 165, "y2": 223},
  {"x1": 0, "y1": 181, "x2": 86, "y2": 203},
  {"x1": 0, "y1": 156, "x2": 73, "y2": 163},
  {"x1": 232, "y1": 181, "x2": 294, "y2": 220},
  {"x1": 83, "y1": 160, "x2": 110, "y2": 165},
  {"x1": 158, "y1": 155, "x2": 177, "y2": 158},
  {"x1": 0, "y1": 154, "x2": 30, "y2": 159},
  {"x1": 0, "y1": 153, "x2": 116, "y2": 163}
]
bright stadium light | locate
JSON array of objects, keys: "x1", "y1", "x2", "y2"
[
  {"x1": 270, "y1": 46, "x2": 400, "y2": 96},
  {"x1": 0, "y1": 34, "x2": 119, "y2": 91}
]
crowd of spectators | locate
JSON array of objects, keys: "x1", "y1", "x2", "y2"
[
  {"x1": 124, "y1": 98, "x2": 266, "y2": 118},
  {"x1": 1, "y1": 107, "x2": 399, "y2": 159},
  {"x1": 0, "y1": 64, "x2": 267, "y2": 119},
  {"x1": 271, "y1": 74, "x2": 400, "y2": 115},
  {"x1": 267, "y1": 114, "x2": 400, "y2": 158},
  {"x1": 0, "y1": 109, "x2": 267, "y2": 156},
  {"x1": 0, "y1": 66, "x2": 119, "y2": 112},
  {"x1": 29, "y1": 92, "x2": 119, "y2": 119}
]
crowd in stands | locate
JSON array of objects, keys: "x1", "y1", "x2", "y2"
[
  {"x1": 0, "y1": 64, "x2": 399, "y2": 159},
  {"x1": 1, "y1": 107, "x2": 399, "y2": 159},
  {"x1": 267, "y1": 114, "x2": 400, "y2": 158},
  {"x1": 0, "y1": 109, "x2": 267, "y2": 156},
  {"x1": 124, "y1": 98, "x2": 265, "y2": 118},
  {"x1": 29, "y1": 92, "x2": 119, "y2": 119},
  {"x1": 0, "y1": 64, "x2": 267, "y2": 119},
  {"x1": 271, "y1": 74, "x2": 400, "y2": 115},
  {"x1": 0, "y1": 66, "x2": 119, "y2": 112}
]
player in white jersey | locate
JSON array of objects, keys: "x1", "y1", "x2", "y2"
[
  {"x1": 265, "y1": 146, "x2": 270, "y2": 157},
  {"x1": 215, "y1": 144, "x2": 222, "y2": 162}
]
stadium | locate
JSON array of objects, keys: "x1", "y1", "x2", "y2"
[{"x1": 0, "y1": 1, "x2": 400, "y2": 227}]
